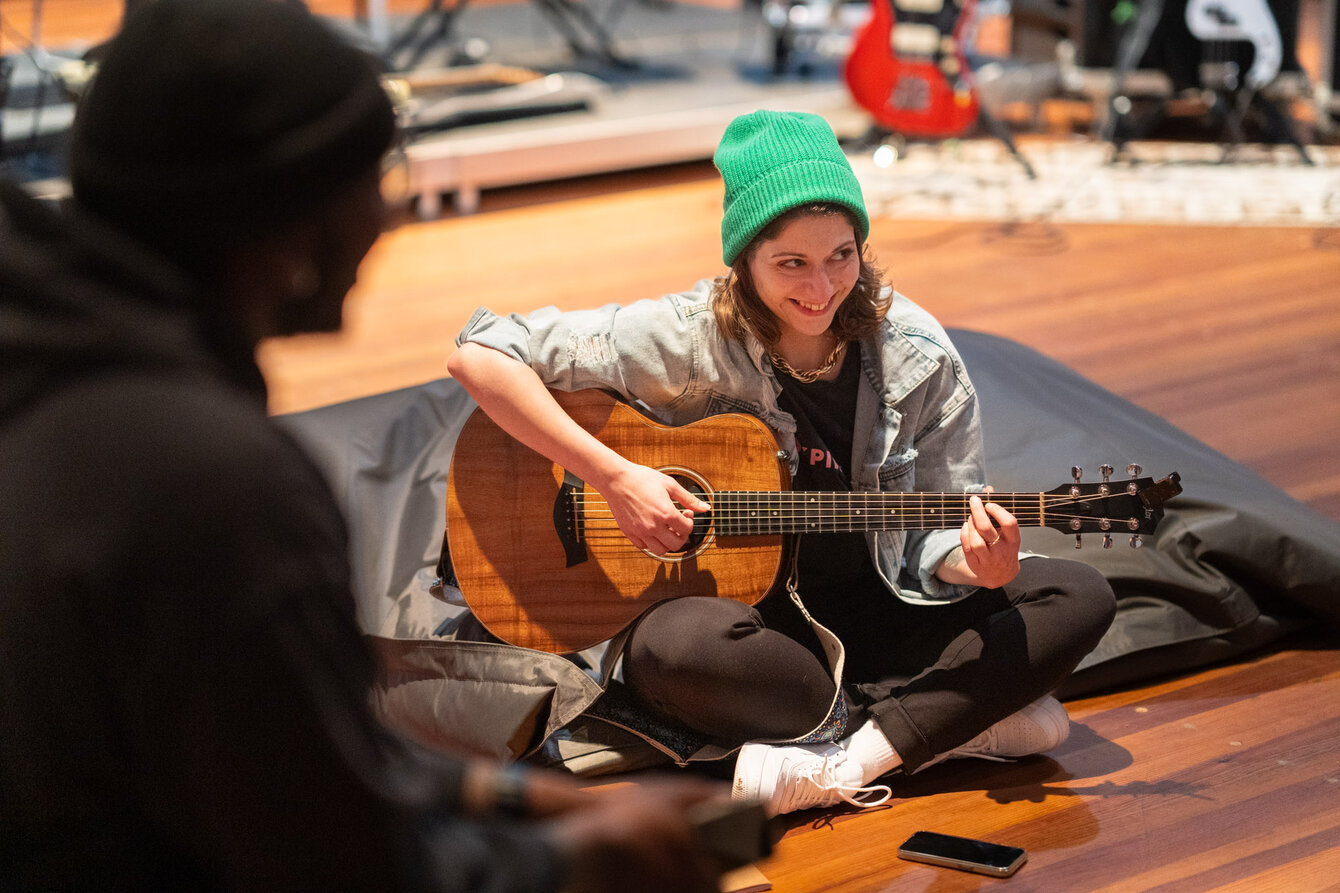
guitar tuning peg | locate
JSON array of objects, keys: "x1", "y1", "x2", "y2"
[
  {"x1": 1126, "y1": 463, "x2": 1144, "y2": 494},
  {"x1": 1074, "y1": 534, "x2": 1083, "y2": 550},
  {"x1": 1103, "y1": 533, "x2": 1113, "y2": 549},
  {"x1": 1130, "y1": 535, "x2": 1144, "y2": 549},
  {"x1": 1072, "y1": 465, "x2": 1083, "y2": 482},
  {"x1": 1100, "y1": 464, "x2": 1113, "y2": 482}
]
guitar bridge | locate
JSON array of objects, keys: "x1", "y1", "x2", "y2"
[{"x1": 554, "y1": 478, "x2": 588, "y2": 568}]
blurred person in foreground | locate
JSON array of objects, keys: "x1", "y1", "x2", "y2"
[{"x1": 0, "y1": 1, "x2": 724, "y2": 890}]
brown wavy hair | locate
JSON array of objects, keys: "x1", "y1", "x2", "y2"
[{"x1": 711, "y1": 203, "x2": 890, "y2": 349}]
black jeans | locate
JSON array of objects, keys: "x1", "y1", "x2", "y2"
[{"x1": 622, "y1": 557, "x2": 1116, "y2": 772}]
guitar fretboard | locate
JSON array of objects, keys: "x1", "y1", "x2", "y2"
[{"x1": 710, "y1": 491, "x2": 1051, "y2": 535}]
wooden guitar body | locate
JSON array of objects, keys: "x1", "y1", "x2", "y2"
[
  {"x1": 446, "y1": 390, "x2": 791, "y2": 653},
  {"x1": 446, "y1": 390, "x2": 1181, "y2": 653},
  {"x1": 844, "y1": 0, "x2": 980, "y2": 137}
]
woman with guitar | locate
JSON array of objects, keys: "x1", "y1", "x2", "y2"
[{"x1": 447, "y1": 110, "x2": 1117, "y2": 816}]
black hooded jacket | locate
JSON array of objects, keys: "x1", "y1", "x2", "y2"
[{"x1": 0, "y1": 181, "x2": 563, "y2": 892}]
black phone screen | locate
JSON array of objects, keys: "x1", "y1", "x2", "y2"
[{"x1": 898, "y1": 830, "x2": 1027, "y2": 876}]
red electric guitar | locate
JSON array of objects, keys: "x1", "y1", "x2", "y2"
[{"x1": 843, "y1": 0, "x2": 981, "y2": 137}]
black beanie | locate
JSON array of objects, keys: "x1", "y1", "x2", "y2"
[{"x1": 69, "y1": 0, "x2": 396, "y2": 265}]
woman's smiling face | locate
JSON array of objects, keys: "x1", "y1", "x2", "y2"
[{"x1": 745, "y1": 210, "x2": 860, "y2": 350}]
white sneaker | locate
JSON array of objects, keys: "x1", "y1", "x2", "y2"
[
  {"x1": 920, "y1": 696, "x2": 1071, "y2": 771},
  {"x1": 732, "y1": 741, "x2": 893, "y2": 816}
]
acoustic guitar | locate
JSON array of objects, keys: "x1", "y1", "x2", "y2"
[
  {"x1": 445, "y1": 390, "x2": 1182, "y2": 653},
  {"x1": 843, "y1": 0, "x2": 981, "y2": 137}
]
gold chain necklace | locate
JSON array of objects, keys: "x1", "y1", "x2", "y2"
[{"x1": 769, "y1": 340, "x2": 848, "y2": 384}]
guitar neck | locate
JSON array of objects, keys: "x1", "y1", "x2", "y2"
[{"x1": 711, "y1": 490, "x2": 1048, "y2": 536}]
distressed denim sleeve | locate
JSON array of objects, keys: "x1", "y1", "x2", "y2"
[{"x1": 455, "y1": 296, "x2": 701, "y2": 408}]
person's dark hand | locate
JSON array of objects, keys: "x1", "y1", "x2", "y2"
[{"x1": 546, "y1": 776, "x2": 727, "y2": 893}]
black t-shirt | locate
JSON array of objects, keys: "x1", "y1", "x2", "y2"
[{"x1": 759, "y1": 349, "x2": 888, "y2": 637}]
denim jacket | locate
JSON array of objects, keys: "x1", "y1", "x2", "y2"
[{"x1": 456, "y1": 279, "x2": 986, "y2": 603}]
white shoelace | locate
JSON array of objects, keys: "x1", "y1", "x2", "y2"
[{"x1": 776, "y1": 756, "x2": 893, "y2": 814}]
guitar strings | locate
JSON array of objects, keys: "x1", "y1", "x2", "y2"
[
  {"x1": 566, "y1": 493, "x2": 1133, "y2": 518},
  {"x1": 566, "y1": 491, "x2": 1132, "y2": 506},
  {"x1": 563, "y1": 490, "x2": 1144, "y2": 540}
]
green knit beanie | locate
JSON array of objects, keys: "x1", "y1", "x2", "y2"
[{"x1": 714, "y1": 110, "x2": 869, "y2": 266}]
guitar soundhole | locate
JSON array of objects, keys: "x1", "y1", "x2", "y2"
[{"x1": 666, "y1": 471, "x2": 714, "y2": 559}]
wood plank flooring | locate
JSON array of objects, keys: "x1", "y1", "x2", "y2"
[
  {"x1": 259, "y1": 162, "x2": 1340, "y2": 892},
  {"x1": 760, "y1": 641, "x2": 1340, "y2": 892}
]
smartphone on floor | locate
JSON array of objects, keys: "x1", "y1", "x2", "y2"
[{"x1": 897, "y1": 830, "x2": 1027, "y2": 878}]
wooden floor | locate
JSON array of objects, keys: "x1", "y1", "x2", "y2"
[
  {"x1": 257, "y1": 161, "x2": 1340, "y2": 892},
  {"x1": 761, "y1": 641, "x2": 1340, "y2": 892}
]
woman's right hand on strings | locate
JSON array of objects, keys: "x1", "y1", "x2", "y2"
[
  {"x1": 447, "y1": 344, "x2": 709, "y2": 554},
  {"x1": 600, "y1": 460, "x2": 710, "y2": 556}
]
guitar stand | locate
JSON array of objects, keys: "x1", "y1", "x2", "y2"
[
  {"x1": 1101, "y1": 0, "x2": 1165, "y2": 159},
  {"x1": 531, "y1": 0, "x2": 638, "y2": 70},
  {"x1": 1223, "y1": 90, "x2": 1313, "y2": 165},
  {"x1": 975, "y1": 104, "x2": 1038, "y2": 179},
  {"x1": 386, "y1": 0, "x2": 635, "y2": 73},
  {"x1": 386, "y1": 0, "x2": 482, "y2": 71},
  {"x1": 1108, "y1": 88, "x2": 1313, "y2": 165},
  {"x1": 853, "y1": 104, "x2": 1037, "y2": 181}
]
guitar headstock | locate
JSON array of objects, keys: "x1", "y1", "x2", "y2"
[{"x1": 1042, "y1": 464, "x2": 1183, "y2": 549}]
